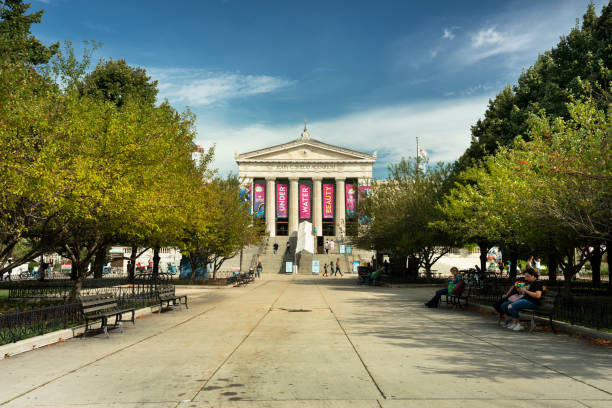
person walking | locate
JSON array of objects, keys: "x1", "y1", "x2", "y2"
[
  {"x1": 256, "y1": 256, "x2": 263, "y2": 278},
  {"x1": 325, "y1": 240, "x2": 330, "y2": 254},
  {"x1": 273, "y1": 243, "x2": 279, "y2": 254},
  {"x1": 335, "y1": 257, "x2": 342, "y2": 277},
  {"x1": 330, "y1": 260, "x2": 335, "y2": 276},
  {"x1": 323, "y1": 263, "x2": 328, "y2": 277}
]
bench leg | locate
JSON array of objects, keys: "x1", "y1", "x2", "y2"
[
  {"x1": 529, "y1": 314, "x2": 536, "y2": 333},
  {"x1": 103, "y1": 317, "x2": 109, "y2": 338}
]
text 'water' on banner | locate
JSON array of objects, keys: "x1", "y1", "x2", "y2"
[
  {"x1": 300, "y1": 184, "x2": 311, "y2": 219},
  {"x1": 276, "y1": 184, "x2": 287, "y2": 218},
  {"x1": 323, "y1": 184, "x2": 334, "y2": 219},
  {"x1": 253, "y1": 184, "x2": 265, "y2": 219}
]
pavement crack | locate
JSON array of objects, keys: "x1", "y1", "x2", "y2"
[
  {"x1": 190, "y1": 279, "x2": 291, "y2": 402},
  {"x1": 315, "y1": 281, "x2": 387, "y2": 400}
]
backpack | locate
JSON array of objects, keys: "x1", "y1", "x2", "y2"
[{"x1": 451, "y1": 281, "x2": 466, "y2": 296}]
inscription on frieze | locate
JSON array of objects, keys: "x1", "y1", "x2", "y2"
[{"x1": 274, "y1": 163, "x2": 338, "y2": 170}]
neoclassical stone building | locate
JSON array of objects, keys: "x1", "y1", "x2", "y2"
[{"x1": 235, "y1": 125, "x2": 376, "y2": 238}]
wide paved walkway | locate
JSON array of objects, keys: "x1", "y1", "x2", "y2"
[{"x1": 1, "y1": 275, "x2": 611, "y2": 407}]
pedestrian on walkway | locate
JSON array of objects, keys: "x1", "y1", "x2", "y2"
[
  {"x1": 323, "y1": 263, "x2": 328, "y2": 277},
  {"x1": 256, "y1": 256, "x2": 262, "y2": 278},
  {"x1": 330, "y1": 260, "x2": 335, "y2": 276},
  {"x1": 335, "y1": 258, "x2": 342, "y2": 277},
  {"x1": 325, "y1": 240, "x2": 330, "y2": 254},
  {"x1": 273, "y1": 243, "x2": 279, "y2": 254}
]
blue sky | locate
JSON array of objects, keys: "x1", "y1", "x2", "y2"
[{"x1": 31, "y1": 0, "x2": 605, "y2": 178}]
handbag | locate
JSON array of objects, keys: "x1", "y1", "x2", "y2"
[
  {"x1": 451, "y1": 281, "x2": 465, "y2": 296},
  {"x1": 508, "y1": 293, "x2": 523, "y2": 302}
]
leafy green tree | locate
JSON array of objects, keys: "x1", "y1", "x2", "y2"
[
  {"x1": 0, "y1": 0, "x2": 59, "y2": 65},
  {"x1": 354, "y1": 157, "x2": 453, "y2": 279},
  {"x1": 80, "y1": 59, "x2": 159, "y2": 107},
  {"x1": 455, "y1": 1, "x2": 612, "y2": 174},
  {"x1": 180, "y1": 175, "x2": 263, "y2": 281},
  {"x1": 440, "y1": 97, "x2": 610, "y2": 295}
]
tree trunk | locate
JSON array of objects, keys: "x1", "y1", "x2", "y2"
[
  {"x1": 38, "y1": 254, "x2": 45, "y2": 282},
  {"x1": 562, "y1": 249, "x2": 575, "y2": 298},
  {"x1": 590, "y1": 245, "x2": 602, "y2": 286},
  {"x1": 547, "y1": 251, "x2": 558, "y2": 283},
  {"x1": 69, "y1": 260, "x2": 89, "y2": 300},
  {"x1": 92, "y1": 245, "x2": 107, "y2": 279},
  {"x1": 128, "y1": 246, "x2": 137, "y2": 283},
  {"x1": 509, "y1": 252, "x2": 518, "y2": 281},
  {"x1": 152, "y1": 247, "x2": 160, "y2": 280},
  {"x1": 478, "y1": 243, "x2": 488, "y2": 275},
  {"x1": 606, "y1": 239, "x2": 611, "y2": 295},
  {"x1": 407, "y1": 255, "x2": 419, "y2": 279}
]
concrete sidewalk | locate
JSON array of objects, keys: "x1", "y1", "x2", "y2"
[{"x1": 1, "y1": 275, "x2": 610, "y2": 407}]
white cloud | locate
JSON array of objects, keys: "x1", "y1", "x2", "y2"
[
  {"x1": 471, "y1": 27, "x2": 503, "y2": 47},
  {"x1": 465, "y1": 26, "x2": 532, "y2": 62},
  {"x1": 147, "y1": 68, "x2": 293, "y2": 107},
  {"x1": 442, "y1": 28, "x2": 455, "y2": 40},
  {"x1": 196, "y1": 96, "x2": 491, "y2": 178}
]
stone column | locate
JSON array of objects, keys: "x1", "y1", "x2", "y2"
[
  {"x1": 335, "y1": 178, "x2": 346, "y2": 238},
  {"x1": 289, "y1": 177, "x2": 299, "y2": 235},
  {"x1": 266, "y1": 178, "x2": 276, "y2": 237},
  {"x1": 313, "y1": 178, "x2": 322, "y2": 237}
]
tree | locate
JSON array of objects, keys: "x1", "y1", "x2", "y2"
[
  {"x1": 80, "y1": 59, "x2": 159, "y2": 107},
  {"x1": 0, "y1": 0, "x2": 59, "y2": 65},
  {"x1": 440, "y1": 97, "x2": 610, "y2": 295},
  {"x1": 180, "y1": 175, "x2": 263, "y2": 281},
  {"x1": 354, "y1": 157, "x2": 453, "y2": 279},
  {"x1": 455, "y1": 1, "x2": 612, "y2": 174}
]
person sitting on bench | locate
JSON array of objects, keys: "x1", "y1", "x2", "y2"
[
  {"x1": 424, "y1": 266, "x2": 461, "y2": 308},
  {"x1": 501, "y1": 267, "x2": 543, "y2": 331},
  {"x1": 494, "y1": 273, "x2": 526, "y2": 326}
]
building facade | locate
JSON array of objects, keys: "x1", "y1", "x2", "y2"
[{"x1": 235, "y1": 126, "x2": 376, "y2": 238}]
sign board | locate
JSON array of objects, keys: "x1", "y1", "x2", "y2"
[
  {"x1": 285, "y1": 261, "x2": 293, "y2": 273},
  {"x1": 312, "y1": 260, "x2": 319, "y2": 274},
  {"x1": 339, "y1": 245, "x2": 345, "y2": 254},
  {"x1": 346, "y1": 245, "x2": 352, "y2": 254}
]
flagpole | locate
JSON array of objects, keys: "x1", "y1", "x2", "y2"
[{"x1": 416, "y1": 136, "x2": 419, "y2": 178}]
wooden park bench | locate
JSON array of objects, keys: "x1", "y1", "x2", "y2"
[
  {"x1": 157, "y1": 286, "x2": 188, "y2": 312},
  {"x1": 499, "y1": 288, "x2": 560, "y2": 333},
  {"x1": 79, "y1": 293, "x2": 135, "y2": 338}
]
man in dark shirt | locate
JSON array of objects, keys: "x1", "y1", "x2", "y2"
[{"x1": 501, "y1": 267, "x2": 543, "y2": 331}]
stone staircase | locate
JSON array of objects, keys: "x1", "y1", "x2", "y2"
[{"x1": 221, "y1": 236, "x2": 375, "y2": 276}]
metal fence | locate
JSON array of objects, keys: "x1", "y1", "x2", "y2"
[
  {"x1": 0, "y1": 274, "x2": 172, "y2": 345},
  {"x1": 0, "y1": 302, "x2": 82, "y2": 345},
  {"x1": 470, "y1": 281, "x2": 612, "y2": 331}
]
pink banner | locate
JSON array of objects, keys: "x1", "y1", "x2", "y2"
[
  {"x1": 299, "y1": 184, "x2": 311, "y2": 219},
  {"x1": 323, "y1": 184, "x2": 334, "y2": 219},
  {"x1": 276, "y1": 184, "x2": 287, "y2": 218},
  {"x1": 253, "y1": 184, "x2": 265, "y2": 219},
  {"x1": 345, "y1": 184, "x2": 356, "y2": 217}
]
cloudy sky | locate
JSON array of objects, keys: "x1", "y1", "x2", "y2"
[{"x1": 31, "y1": 0, "x2": 605, "y2": 178}]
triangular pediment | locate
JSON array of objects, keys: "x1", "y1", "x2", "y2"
[{"x1": 236, "y1": 139, "x2": 376, "y2": 162}]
